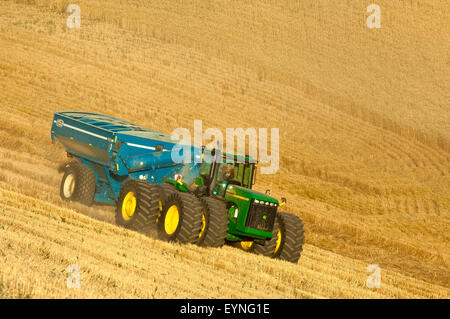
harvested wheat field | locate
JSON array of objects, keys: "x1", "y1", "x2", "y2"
[{"x1": 0, "y1": 0, "x2": 449, "y2": 298}]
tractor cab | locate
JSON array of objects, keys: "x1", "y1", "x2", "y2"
[
  {"x1": 191, "y1": 149, "x2": 279, "y2": 243},
  {"x1": 196, "y1": 155, "x2": 256, "y2": 196}
]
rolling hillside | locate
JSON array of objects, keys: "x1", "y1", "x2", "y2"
[
  {"x1": 1, "y1": 188, "x2": 447, "y2": 298},
  {"x1": 0, "y1": 0, "x2": 449, "y2": 298}
]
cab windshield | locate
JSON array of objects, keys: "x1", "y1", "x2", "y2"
[
  {"x1": 199, "y1": 161, "x2": 254, "y2": 189},
  {"x1": 217, "y1": 162, "x2": 254, "y2": 188}
]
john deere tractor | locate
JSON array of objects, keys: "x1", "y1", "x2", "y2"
[{"x1": 156, "y1": 148, "x2": 305, "y2": 263}]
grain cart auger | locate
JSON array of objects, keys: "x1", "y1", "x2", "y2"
[{"x1": 51, "y1": 112, "x2": 304, "y2": 262}]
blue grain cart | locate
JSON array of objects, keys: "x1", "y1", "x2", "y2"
[{"x1": 51, "y1": 111, "x2": 200, "y2": 233}]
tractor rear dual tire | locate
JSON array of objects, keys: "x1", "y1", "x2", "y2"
[
  {"x1": 157, "y1": 183, "x2": 176, "y2": 203},
  {"x1": 197, "y1": 197, "x2": 229, "y2": 247},
  {"x1": 115, "y1": 180, "x2": 160, "y2": 234},
  {"x1": 157, "y1": 192, "x2": 203, "y2": 244},
  {"x1": 156, "y1": 184, "x2": 229, "y2": 247},
  {"x1": 60, "y1": 161, "x2": 96, "y2": 206}
]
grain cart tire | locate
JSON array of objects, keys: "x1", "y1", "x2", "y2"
[
  {"x1": 157, "y1": 183, "x2": 177, "y2": 203},
  {"x1": 157, "y1": 192, "x2": 203, "y2": 244},
  {"x1": 60, "y1": 161, "x2": 96, "y2": 206},
  {"x1": 197, "y1": 197, "x2": 229, "y2": 247},
  {"x1": 271, "y1": 212, "x2": 305, "y2": 263},
  {"x1": 116, "y1": 180, "x2": 160, "y2": 234},
  {"x1": 76, "y1": 163, "x2": 96, "y2": 206},
  {"x1": 60, "y1": 162, "x2": 78, "y2": 202}
]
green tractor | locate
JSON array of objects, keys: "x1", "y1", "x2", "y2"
[{"x1": 153, "y1": 148, "x2": 305, "y2": 263}]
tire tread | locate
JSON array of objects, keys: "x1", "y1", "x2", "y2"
[{"x1": 198, "y1": 197, "x2": 229, "y2": 247}]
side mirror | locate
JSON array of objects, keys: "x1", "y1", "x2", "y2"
[{"x1": 280, "y1": 197, "x2": 287, "y2": 206}]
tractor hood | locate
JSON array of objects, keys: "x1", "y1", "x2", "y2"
[{"x1": 225, "y1": 185, "x2": 279, "y2": 205}]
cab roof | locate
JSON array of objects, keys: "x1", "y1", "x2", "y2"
[{"x1": 202, "y1": 148, "x2": 258, "y2": 164}]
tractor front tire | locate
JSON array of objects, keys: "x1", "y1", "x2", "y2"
[
  {"x1": 253, "y1": 233, "x2": 278, "y2": 257},
  {"x1": 271, "y1": 212, "x2": 305, "y2": 263},
  {"x1": 197, "y1": 197, "x2": 229, "y2": 247},
  {"x1": 60, "y1": 161, "x2": 96, "y2": 206},
  {"x1": 115, "y1": 180, "x2": 160, "y2": 234},
  {"x1": 157, "y1": 192, "x2": 203, "y2": 244}
]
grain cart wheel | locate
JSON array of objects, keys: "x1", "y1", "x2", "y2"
[
  {"x1": 196, "y1": 197, "x2": 229, "y2": 247},
  {"x1": 60, "y1": 163, "x2": 77, "y2": 201},
  {"x1": 115, "y1": 180, "x2": 160, "y2": 233},
  {"x1": 60, "y1": 161, "x2": 96, "y2": 206},
  {"x1": 157, "y1": 192, "x2": 202, "y2": 244},
  {"x1": 270, "y1": 212, "x2": 305, "y2": 263}
]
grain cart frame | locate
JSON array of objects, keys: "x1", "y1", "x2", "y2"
[{"x1": 51, "y1": 111, "x2": 304, "y2": 262}]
